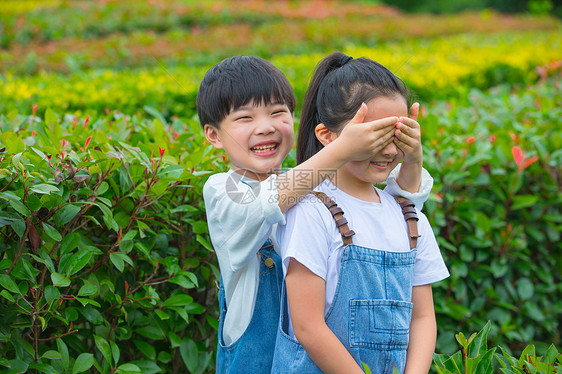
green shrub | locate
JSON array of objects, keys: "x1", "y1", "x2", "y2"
[
  {"x1": 433, "y1": 322, "x2": 561, "y2": 373},
  {"x1": 423, "y1": 77, "x2": 561, "y2": 354},
  {"x1": 0, "y1": 109, "x2": 221, "y2": 373}
]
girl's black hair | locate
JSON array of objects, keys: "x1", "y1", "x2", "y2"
[
  {"x1": 297, "y1": 52, "x2": 411, "y2": 164},
  {"x1": 197, "y1": 55, "x2": 296, "y2": 128}
]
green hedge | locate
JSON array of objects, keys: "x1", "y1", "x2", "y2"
[
  {"x1": 423, "y1": 78, "x2": 562, "y2": 354},
  {"x1": 1, "y1": 75, "x2": 560, "y2": 372},
  {"x1": 0, "y1": 110, "x2": 220, "y2": 373}
]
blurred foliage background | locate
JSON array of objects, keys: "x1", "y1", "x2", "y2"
[{"x1": 0, "y1": 0, "x2": 560, "y2": 373}]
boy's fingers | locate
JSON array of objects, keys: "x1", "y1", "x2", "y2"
[{"x1": 408, "y1": 102, "x2": 420, "y2": 121}]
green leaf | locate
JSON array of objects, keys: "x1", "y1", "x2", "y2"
[
  {"x1": 77, "y1": 284, "x2": 98, "y2": 297},
  {"x1": 27, "y1": 194, "x2": 42, "y2": 211},
  {"x1": 72, "y1": 353, "x2": 94, "y2": 373},
  {"x1": 144, "y1": 106, "x2": 167, "y2": 126},
  {"x1": 51, "y1": 272, "x2": 71, "y2": 287},
  {"x1": 9, "y1": 199, "x2": 31, "y2": 217},
  {"x1": 163, "y1": 294, "x2": 193, "y2": 308},
  {"x1": 544, "y1": 344, "x2": 559, "y2": 364},
  {"x1": 116, "y1": 363, "x2": 141, "y2": 374},
  {"x1": 42, "y1": 223, "x2": 62, "y2": 241},
  {"x1": 54, "y1": 205, "x2": 81, "y2": 226},
  {"x1": 516, "y1": 278, "x2": 534, "y2": 299},
  {"x1": 28, "y1": 363, "x2": 58, "y2": 374},
  {"x1": 169, "y1": 332, "x2": 182, "y2": 348},
  {"x1": 362, "y1": 362, "x2": 372, "y2": 374},
  {"x1": 42, "y1": 350, "x2": 62, "y2": 360},
  {"x1": 0, "y1": 274, "x2": 20, "y2": 294},
  {"x1": 0, "y1": 290, "x2": 15, "y2": 302},
  {"x1": 129, "y1": 361, "x2": 162, "y2": 374},
  {"x1": 31, "y1": 184, "x2": 60, "y2": 195},
  {"x1": 57, "y1": 338, "x2": 70, "y2": 371},
  {"x1": 68, "y1": 250, "x2": 93, "y2": 276},
  {"x1": 469, "y1": 322, "x2": 491, "y2": 359},
  {"x1": 133, "y1": 339, "x2": 156, "y2": 360},
  {"x1": 474, "y1": 347, "x2": 497, "y2": 374},
  {"x1": 180, "y1": 339, "x2": 198, "y2": 374},
  {"x1": 168, "y1": 275, "x2": 196, "y2": 289},
  {"x1": 75, "y1": 297, "x2": 101, "y2": 307},
  {"x1": 154, "y1": 309, "x2": 170, "y2": 320},
  {"x1": 94, "y1": 335, "x2": 112, "y2": 366},
  {"x1": 60, "y1": 232, "x2": 81, "y2": 256},
  {"x1": 455, "y1": 332, "x2": 468, "y2": 349},
  {"x1": 11, "y1": 218, "x2": 26, "y2": 238},
  {"x1": 111, "y1": 341, "x2": 120, "y2": 366},
  {"x1": 109, "y1": 252, "x2": 124, "y2": 272},
  {"x1": 511, "y1": 195, "x2": 539, "y2": 210},
  {"x1": 44, "y1": 285, "x2": 61, "y2": 302}
]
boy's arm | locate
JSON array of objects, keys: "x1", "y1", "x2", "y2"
[
  {"x1": 277, "y1": 104, "x2": 398, "y2": 212},
  {"x1": 286, "y1": 259, "x2": 364, "y2": 374},
  {"x1": 404, "y1": 284, "x2": 436, "y2": 374}
]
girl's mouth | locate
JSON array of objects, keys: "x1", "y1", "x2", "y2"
[{"x1": 370, "y1": 161, "x2": 391, "y2": 170}]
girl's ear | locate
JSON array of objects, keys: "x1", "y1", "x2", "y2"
[
  {"x1": 204, "y1": 124, "x2": 223, "y2": 149},
  {"x1": 315, "y1": 123, "x2": 337, "y2": 146}
]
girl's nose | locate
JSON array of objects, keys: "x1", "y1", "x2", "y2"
[{"x1": 382, "y1": 141, "x2": 398, "y2": 157}]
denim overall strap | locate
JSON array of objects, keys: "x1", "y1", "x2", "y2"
[
  {"x1": 272, "y1": 197, "x2": 418, "y2": 374},
  {"x1": 215, "y1": 240, "x2": 283, "y2": 373},
  {"x1": 313, "y1": 192, "x2": 356, "y2": 245},
  {"x1": 395, "y1": 197, "x2": 420, "y2": 250}
]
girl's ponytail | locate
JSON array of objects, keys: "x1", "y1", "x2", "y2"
[
  {"x1": 297, "y1": 52, "x2": 350, "y2": 164},
  {"x1": 297, "y1": 52, "x2": 411, "y2": 164}
]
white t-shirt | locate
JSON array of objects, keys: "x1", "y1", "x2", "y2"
[
  {"x1": 203, "y1": 164, "x2": 434, "y2": 345},
  {"x1": 275, "y1": 181, "x2": 449, "y2": 338}
]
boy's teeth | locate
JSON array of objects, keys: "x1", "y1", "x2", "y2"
[
  {"x1": 372, "y1": 162, "x2": 388, "y2": 166},
  {"x1": 252, "y1": 144, "x2": 277, "y2": 152}
]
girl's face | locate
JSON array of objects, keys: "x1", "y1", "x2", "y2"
[{"x1": 338, "y1": 95, "x2": 408, "y2": 185}]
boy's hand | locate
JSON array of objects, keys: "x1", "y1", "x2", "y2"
[
  {"x1": 394, "y1": 102, "x2": 423, "y2": 165},
  {"x1": 335, "y1": 103, "x2": 397, "y2": 161}
]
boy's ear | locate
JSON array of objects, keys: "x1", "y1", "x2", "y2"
[
  {"x1": 315, "y1": 123, "x2": 337, "y2": 146},
  {"x1": 204, "y1": 124, "x2": 223, "y2": 149}
]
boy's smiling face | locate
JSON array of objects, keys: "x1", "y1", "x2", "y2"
[{"x1": 204, "y1": 101, "x2": 295, "y2": 181}]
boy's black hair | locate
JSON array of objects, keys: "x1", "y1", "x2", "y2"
[
  {"x1": 197, "y1": 55, "x2": 296, "y2": 128},
  {"x1": 297, "y1": 52, "x2": 412, "y2": 164}
]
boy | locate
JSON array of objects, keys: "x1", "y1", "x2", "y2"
[{"x1": 196, "y1": 55, "x2": 433, "y2": 373}]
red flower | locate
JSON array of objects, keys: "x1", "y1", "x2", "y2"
[
  {"x1": 32, "y1": 104, "x2": 38, "y2": 116},
  {"x1": 159, "y1": 146, "x2": 165, "y2": 158},
  {"x1": 466, "y1": 136, "x2": 476, "y2": 144},
  {"x1": 490, "y1": 135, "x2": 496, "y2": 144},
  {"x1": 83, "y1": 116, "x2": 90, "y2": 129}
]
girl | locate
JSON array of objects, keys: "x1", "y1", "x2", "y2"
[{"x1": 272, "y1": 53, "x2": 449, "y2": 374}]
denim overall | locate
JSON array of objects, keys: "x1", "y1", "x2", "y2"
[
  {"x1": 272, "y1": 195, "x2": 419, "y2": 374},
  {"x1": 215, "y1": 240, "x2": 283, "y2": 374}
]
